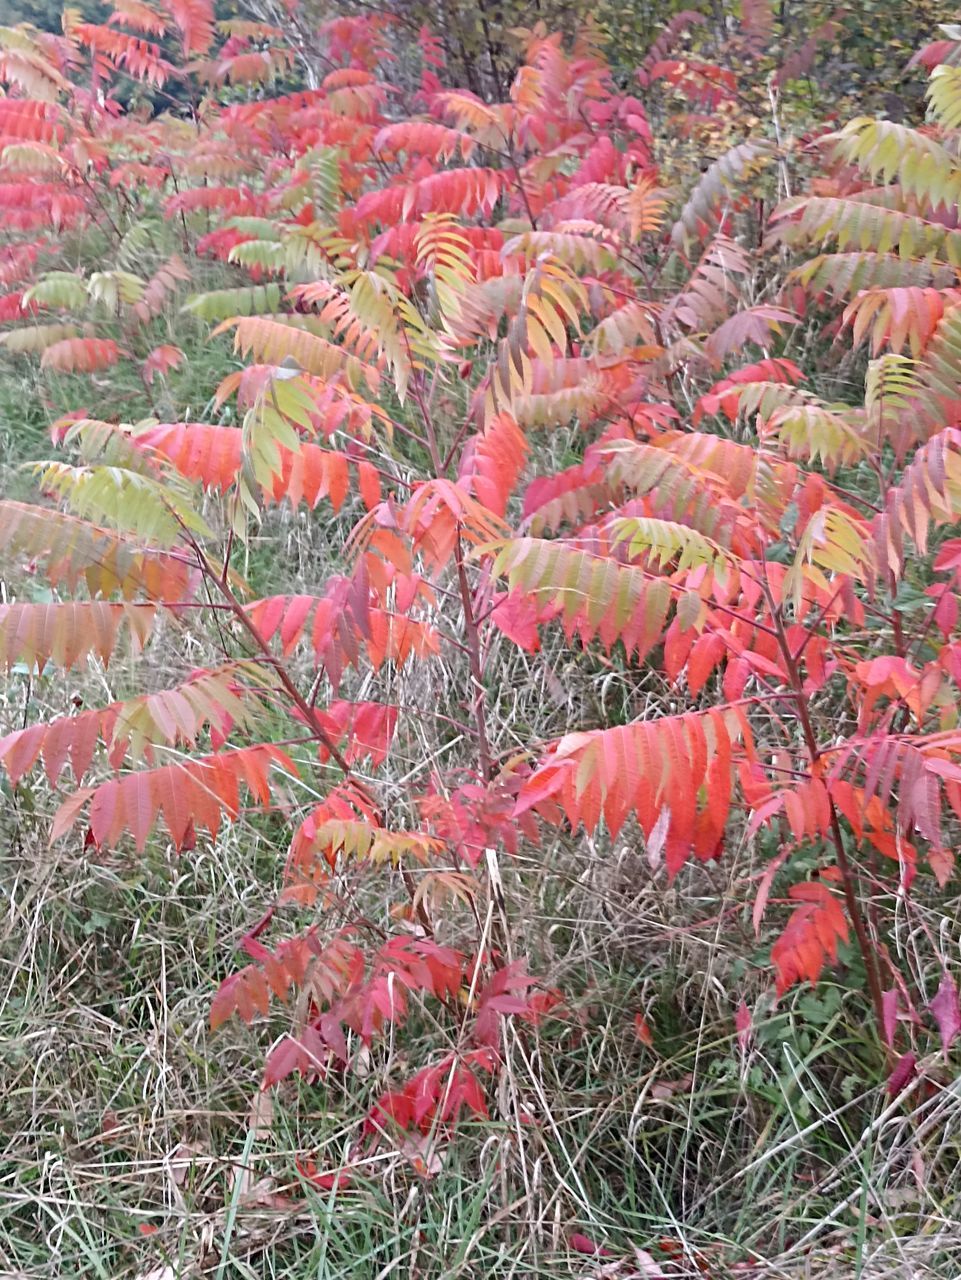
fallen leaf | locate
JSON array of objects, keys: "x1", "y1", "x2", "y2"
[
  {"x1": 649, "y1": 1073, "x2": 694, "y2": 1101},
  {"x1": 735, "y1": 999, "x2": 752, "y2": 1054},
  {"x1": 911, "y1": 1145, "x2": 926, "y2": 1194},
  {"x1": 168, "y1": 1142, "x2": 205, "y2": 1188},
  {"x1": 297, "y1": 1158, "x2": 352, "y2": 1192},
  {"x1": 634, "y1": 1014, "x2": 654, "y2": 1046},
  {"x1": 400, "y1": 1134, "x2": 444, "y2": 1177},
  {"x1": 570, "y1": 1232, "x2": 614, "y2": 1256},
  {"x1": 99, "y1": 1110, "x2": 121, "y2": 1141},
  {"x1": 632, "y1": 1247, "x2": 667, "y2": 1277},
  {"x1": 247, "y1": 1088, "x2": 274, "y2": 1140}
]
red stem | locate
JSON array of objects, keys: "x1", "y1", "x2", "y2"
[{"x1": 765, "y1": 584, "x2": 888, "y2": 1042}]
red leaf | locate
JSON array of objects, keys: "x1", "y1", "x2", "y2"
[
  {"x1": 142, "y1": 343, "x2": 184, "y2": 385},
  {"x1": 771, "y1": 879, "x2": 849, "y2": 994},
  {"x1": 472, "y1": 960, "x2": 538, "y2": 1047},
  {"x1": 569, "y1": 1233, "x2": 614, "y2": 1256},
  {"x1": 518, "y1": 707, "x2": 751, "y2": 875},
  {"x1": 357, "y1": 460, "x2": 381, "y2": 511},
  {"x1": 490, "y1": 590, "x2": 546, "y2": 652},
  {"x1": 929, "y1": 847, "x2": 955, "y2": 887},
  {"x1": 366, "y1": 1051, "x2": 493, "y2": 1136},
  {"x1": 887, "y1": 1051, "x2": 917, "y2": 1098},
  {"x1": 634, "y1": 1013, "x2": 654, "y2": 1046}
]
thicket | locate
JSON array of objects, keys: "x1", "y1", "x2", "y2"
[{"x1": 3, "y1": 3, "x2": 961, "y2": 1277}]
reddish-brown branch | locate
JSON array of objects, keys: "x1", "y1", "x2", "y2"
[
  {"x1": 765, "y1": 583, "x2": 888, "y2": 1043},
  {"x1": 173, "y1": 516, "x2": 370, "y2": 796}
]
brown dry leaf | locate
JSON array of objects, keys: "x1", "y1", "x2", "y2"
[
  {"x1": 247, "y1": 1087, "x2": 274, "y2": 1140},
  {"x1": 545, "y1": 668, "x2": 568, "y2": 704},
  {"x1": 400, "y1": 1133, "x2": 445, "y2": 1177},
  {"x1": 98, "y1": 1109, "x2": 121, "y2": 1142},
  {"x1": 168, "y1": 1141, "x2": 206, "y2": 1188},
  {"x1": 911, "y1": 1144, "x2": 926, "y2": 1193},
  {"x1": 631, "y1": 1248, "x2": 667, "y2": 1278},
  {"x1": 227, "y1": 1090, "x2": 279, "y2": 1203},
  {"x1": 572, "y1": 1249, "x2": 668, "y2": 1279},
  {"x1": 238, "y1": 1175, "x2": 296, "y2": 1211},
  {"x1": 649, "y1": 1073, "x2": 694, "y2": 1101}
]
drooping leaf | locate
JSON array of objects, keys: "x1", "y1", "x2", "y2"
[
  {"x1": 516, "y1": 706, "x2": 751, "y2": 873},
  {"x1": 0, "y1": 500, "x2": 196, "y2": 600},
  {"x1": 0, "y1": 600, "x2": 154, "y2": 672},
  {"x1": 181, "y1": 282, "x2": 283, "y2": 322},
  {"x1": 52, "y1": 742, "x2": 295, "y2": 850},
  {"x1": 482, "y1": 535, "x2": 673, "y2": 659},
  {"x1": 41, "y1": 337, "x2": 121, "y2": 374},
  {"x1": 0, "y1": 663, "x2": 270, "y2": 783},
  {"x1": 214, "y1": 315, "x2": 380, "y2": 393}
]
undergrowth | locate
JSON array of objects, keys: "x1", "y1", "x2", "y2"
[{"x1": 2, "y1": 3, "x2": 961, "y2": 1278}]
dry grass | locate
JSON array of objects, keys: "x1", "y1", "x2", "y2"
[
  {"x1": 5, "y1": 809, "x2": 961, "y2": 1278},
  {"x1": 1, "y1": 482, "x2": 960, "y2": 1280}
]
